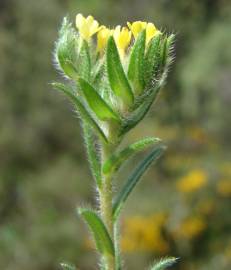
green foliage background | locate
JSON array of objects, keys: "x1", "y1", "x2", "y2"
[{"x1": 0, "y1": 0, "x2": 230, "y2": 269}]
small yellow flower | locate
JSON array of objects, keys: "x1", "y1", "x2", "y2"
[
  {"x1": 97, "y1": 26, "x2": 112, "y2": 52},
  {"x1": 76, "y1": 13, "x2": 101, "y2": 41},
  {"x1": 113, "y1": 25, "x2": 131, "y2": 58},
  {"x1": 146, "y1": 22, "x2": 160, "y2": 44},
  {"x1": 176, "y1": 169, "x2": 208, "y2": 193},
  {"x1": 127, "y1": 21, "x2": 147, "y2": 38},
  {"x1": 128, "y1": 21, "x2": 160, "y2": 45}
]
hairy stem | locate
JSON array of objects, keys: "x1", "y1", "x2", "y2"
[{"x1": 99, "y1": 142, "x2": 116, "y2": 270}]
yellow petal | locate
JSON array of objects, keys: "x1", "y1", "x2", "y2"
[
  {"x1": 97, "y1": 26, "x2": 112, "y2": 52},
  {"x1": 127, "y1": 21, "x2": 147, "y2": 38},
  {"x1": 113, "y1": 26, "x2": 131, "y2": 58},
  {"x1": 146, "y1": 22, "x2": 159, "y2": 44},
  {"x1": 76, "y1": 14, "x2": 101, "y2": 41},
  {"x1": 76, "y1": 13, "x2": 85, "y2": 29}
]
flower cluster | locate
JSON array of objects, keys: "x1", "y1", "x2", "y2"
[
  {"x1": 54, "y1": 14, "x2": 174, "y2": 144},
  {"x1": 75, "y1": 14, "x2": 160, "y2": 57}
]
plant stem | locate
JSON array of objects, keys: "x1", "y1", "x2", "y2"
[{"x1": 100, "y1": 142, "x2": 116, "y2": 270}]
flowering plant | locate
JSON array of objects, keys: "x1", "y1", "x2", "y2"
[{"x1": 52, "y1": 13, "x2": 176, "y2": 270}]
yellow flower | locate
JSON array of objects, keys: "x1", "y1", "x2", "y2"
[
  {"x1": 146, "y1": 22, "x2": 160, "y2": 44},
  {"x1": 113, "y1": 25, "x2": 131, "y2": 58},
  {"x1": 176, "y1": 169, "x2": 208, "y2": 193},
  {"x1": 127, "y1": 21, "x2": 160, "y2": 45},
  {"x1": 217, "y1": 179, "x2": 231, "y2": 197},
  {"x1": 76, "y1": 13, "x2": 101, "y2": 41},
  {"x1": 97, "y1": 26, "x2": 112, "y2": 52},
  {"x1": 127, "y1": 21, "x2": 147, "y2": 38}
]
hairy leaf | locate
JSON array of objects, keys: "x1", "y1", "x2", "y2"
[
  {"x1": 78, "y1": 78, "x2": 120, "y2": 122},
  {"x1": 106, "y1": 36, "x2": 134, "y2": 107},
  {"x1": 113, "y1": 146, "x2": 166, "y2": 220},
  {"x1": 82, "y1": 122, "x2": 102, "y2": 187},
  {"x1": 149, "y1": 257, "x2": 178, "y2": 270},
  {"x1": 127, "y1": 30, "x2": 146, "y2": 95},
  {"x1": 78, "y1": 40, "x2": 91, "y2": 81},
  {"x1": 144, "y1": 34, "x2": 161, "y2": 86},
  {"x1": 55, "y1": 18, "x2": 79, "y2": 79},
  {"x1": 102, "y1": 137, "x2": 161, "y2": 174},
  {"x1": 52, "y1": 82, "x2": 108, "y2": 142},
  {"x1": 60, "y1": 262, "x2": 76, "y2": 270},
  {"x1": 78, "y1": 208, "x2": 115, "y2": 256},
  {"x1": 120, "y1": 84, "x2": 161, "y2": 135}
]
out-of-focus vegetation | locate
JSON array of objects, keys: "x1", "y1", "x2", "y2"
[{"x1": 0, "y1": 0, "x2": 230, "y2": 270}]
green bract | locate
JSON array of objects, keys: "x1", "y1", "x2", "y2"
[{"x1": 53, "y1": 15, "x2": 175, "y2": 270}]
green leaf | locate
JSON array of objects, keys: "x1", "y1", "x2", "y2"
[
  {"x1": 149, "y1": 257, "x2": 178, "y2": 270},
  {"x1": 128, "y1": 30, "x2": 146, "y2": 95},
  {"x1": 121, "y1": 84, "x2": 161, "y2": 135},
  {"x1": 106, "y1": 36, "x2": 134, "y2": 107},
  {"x1": 82, "y1": 122, "x2": 102, "y2": 187},
  {"x1": 60, "y1": 262, "x2": 76, "y2": 270},
  {"x1": 144, "y1": 34, "x2": 162, "y2": 86},
  {"x1": 78, "y1": 208, "x2": 115, "y2": 256},
  {"x1": 78, "y1": 78, "x2": 120, "y2": 122},
  {"x1": 102, "y1": 137, "x2": 161, "y2": 175},
  {"x1": 113, "y1": 145, "x2": 166, "y2": 220},
  {"x1": 55, "y1": 18, "x2": 79, "y2": 80},
  {"x1": 78, "y1": 39, "x2": 91, "y2": 81},
  {"x1": 52, "y1": 82, "x2": 108, "y2": 143}
]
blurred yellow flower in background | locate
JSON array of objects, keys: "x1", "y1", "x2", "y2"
[
  {"x1": 121, "y1": 214, "x2": 169, "y2": 253},
  {"x1": 76, "y1": 13, "x2": 101, "y2": 41},
  {"x1": 173, "y1": 216, "x2": 207, "y2": 240},
  {"x1": 176, "y1": 169, "x2": 208, "y2": 193},
  {"x1": 217, "y1": 179, "x2": 231, "y2": 197}
]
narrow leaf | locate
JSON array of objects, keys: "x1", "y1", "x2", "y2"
[
  {"x1": 113, "y1": 146, "x2": 166, "y2": 220},
  {"x1": 144, "y1": 34, "x2": 161, "y2": 86},
  {"x1": 102, "y1": 137, "x2": 161, "y2": 175},
  {"x1": 150, "y1": 257, "x2": 178, "y2": 270},
  {"x1": 78, "y1": 39, "x2": 91, "y2": 81},
  {"x1": 78, "y1": 78, "x2": 120, "y2": 122},
  {"x1": 106, "y1": 36, "x2": 134, "y2": 107},
  {"x1": 60, "y1": 262, "x2": 76, "y2": 270},
  {"x1": 82, "y1": 122, "x2": 102, "y2": 187},
  {"x1": 120, "y1": 84, "x2": 161, "y2": 135},
  {"x1": 128, "y1": 30, "x2": 146, "y2": 95},
  {"x1": 78, "y1": 208, "x2": 115, "y2": 256},
  {"x1": 52, "y1": 82, "x2": 108, "y2": 142}
]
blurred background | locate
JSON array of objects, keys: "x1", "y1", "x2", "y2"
[{"x1": 0, "y1": 0, "x2": 231, "y2": 269}]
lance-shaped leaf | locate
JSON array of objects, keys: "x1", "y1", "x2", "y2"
[
  {"x1": 60, "y1": 262, "x2": 76, "y2": 270},
  {"x1": 82, "y1": 122, "x2": 102, "y2": 187},
  {"x1": 78, "y1": 208, "x2": 115, "y2": 256},
  {"x1": 78, "y1": 39, "x2": 91, "y2": 81},
  {"x1": 149, "y1": 257, "x2": 178, "y2": 270},
  {"x1": 144, "y1": 34, "x2": 162, "y2": 86},
  {"x1": 127, "y1": 30, "x2": 146, "y2": 95},
  {"x1": 52, "y1": 82, "x2": 108, "y2": 142},
  {"x1": 55, "y1": 18, "x2": 79, "y2": 80},
  {"x1": 113, "y1": 145, "x2": 166, "y2": 220},
  {"x1": 106, "y1": 36, "x2": 134, "y2": 107},
  {"x1": 78, "y1": 78, "x2": 120, "y2": 122},
  {"x1": 120, "y1": 84, "x2": 161, "y2": 135},
  {"x1": 102, "y1": 137, "x2": 161, "y2": 175}
]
